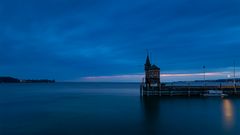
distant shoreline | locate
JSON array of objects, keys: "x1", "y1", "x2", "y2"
[{"x1": 0, "y1": 77, "x2": 55, "y2": 83}]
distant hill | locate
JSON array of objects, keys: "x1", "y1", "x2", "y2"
[
  {"x1": 0, "y1": 77, "x2": 20, "y2": 83},
  {"x1": 194, "y1": 78, "x2": 240, "y2": 82},
  {"x1": 165, "y1": 78, "x2": 240, "y2": 87},
  {"x1": 0, "y1": 76, "x2": 55, "y2": 83}
]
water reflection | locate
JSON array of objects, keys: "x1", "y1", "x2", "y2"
[
  {"x1": 222, "y1": 99, "x2": 235, "y2": 129},
  {"x1": 141, "y1": 97, "x2": 160, "y2": 135}
]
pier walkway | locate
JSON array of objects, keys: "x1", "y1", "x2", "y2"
[{"x1": 140, "y1": 85, "x2": 240, "y2": 97}]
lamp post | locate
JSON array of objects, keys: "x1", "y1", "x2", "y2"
[
  {"x1": 203, "y1": 66, "x2": 206, "y2": 92},
  {"x1": 234, "y1": 61, "x2": 237, "y2": 94}
]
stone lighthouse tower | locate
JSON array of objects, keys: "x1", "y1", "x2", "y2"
[{"x1": 144, "y1": 53, "x2": 161, "y2": 89}]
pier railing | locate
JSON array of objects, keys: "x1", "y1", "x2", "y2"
[{"x1": 140, "y1": 85, "x2": 240, "y2": 97}]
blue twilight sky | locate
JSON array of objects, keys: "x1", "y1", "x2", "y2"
[{"x1": 0, "y1": 0, "x2": 240, "y2": 82}]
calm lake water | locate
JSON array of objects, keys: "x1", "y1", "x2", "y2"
[{"x1": 1, "y1": 83, "x2": 240, "y2": 135}]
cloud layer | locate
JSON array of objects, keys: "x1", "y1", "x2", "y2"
[{"x1": 0, "y1": 0, "x2": 240, "y2": 81}]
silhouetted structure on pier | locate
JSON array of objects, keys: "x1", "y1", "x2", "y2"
[
  {"x1": 141, "y1": 53, "x2": 161, "y2": 96},
  {"x1": 144, "y1": 53, "x2": 161, "y2": 89}
]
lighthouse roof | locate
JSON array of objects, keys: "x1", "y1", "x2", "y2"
[{"x1": 151, "y1": 64, "x2": 160, "y2": 70}]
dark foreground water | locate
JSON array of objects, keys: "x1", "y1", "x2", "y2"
[{"x1": 1, "y1": 83, "x2": 240, "y2": 135}]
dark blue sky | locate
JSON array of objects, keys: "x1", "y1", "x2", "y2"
[{"x1": 1, "y1": 0, "x2": 240, "y2": 82}]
